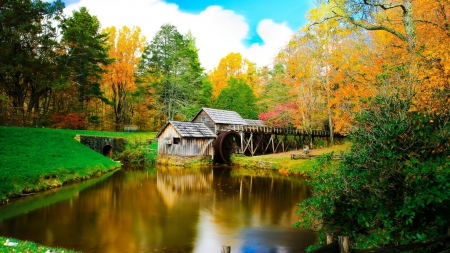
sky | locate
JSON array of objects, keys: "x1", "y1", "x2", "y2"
[{"x1": 59, "y1": 0, "x2": 315, "y2": 71}]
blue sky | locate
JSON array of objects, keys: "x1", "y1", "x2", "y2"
[
  {"x1": 61, "y1": 0, "x2": 315, "y2": 70},
  {"x1": 165, "y1": 0, "x2": 313, "y2": 46}
]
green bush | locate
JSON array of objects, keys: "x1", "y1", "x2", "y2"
[
  {"x1": 118, "y1": 141, "x2": 158, "y2": 164},
  {"x1": 296, "y1": 95, "x2": 450, "y2": 251}
]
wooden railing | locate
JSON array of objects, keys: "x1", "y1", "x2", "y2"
[{"x1": 226, "y1": 125, "x2": 331, "y2": 137}]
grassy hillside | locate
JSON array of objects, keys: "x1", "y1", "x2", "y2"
[{"x1": 0, "y1": 126, "x2": 156, "y2": 202}]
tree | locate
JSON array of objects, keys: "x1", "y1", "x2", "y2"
[
  {"x1": 258, "y1": 102, "x2": 299, "y2": 128},
  {"x1": 102, "y1": 26, "x2": 146, "y2": 131},
  {"x1": 0, "y1": 0, "x2": 65, "y2": 125},
  {"x1": 214, "y1": 78, "x2": 259, "y2": 119},
  {"x1": 209, "y1": 52, "x2": 259, "y2": 98},
  {"x1": 325, "y1": 0, "x2": 450, "y2": 115},
  {"x1": 257, "y1": 65, "x2": 291, "y2": 112},
  {"x1": 297, "y1": 94, "x2": 450, "y2": 251},
  {"x1": 61, "y1": 7, "x2": 112, "y2": 111},
  {"x1": 139, "y1": 24, "x2": 203, "y2": 123},
  {"x1": 294, "y1": 1, "x2": 450, "y2": 250}
]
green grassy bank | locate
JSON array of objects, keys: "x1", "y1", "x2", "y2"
[
  {"x1": 0, "y1": 126, "x2": 156, "y2": 202},
  {"x1": 0, "y1": 236, "x2": 80, "y2": 253},
  {"x1": 232, "y1": 142, "x2": 351, "y2": 176}
]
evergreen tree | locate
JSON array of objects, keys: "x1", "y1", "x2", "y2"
[{"x1": 61, "y1": 7, "x2": 112, "y2": 111}]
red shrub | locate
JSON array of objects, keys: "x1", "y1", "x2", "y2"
[{"x1": 51, "y1": 113, "x2": 87, "y2": 130}]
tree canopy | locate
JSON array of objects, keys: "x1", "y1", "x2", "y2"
[
  {"x1": 214, "y1": 78, "x2": 259, "y2": 119},
  {"x1": 138, "y1": 24, "x2": 203, "y2": 124},
  {"x1": 61, "y1": 7, "x2": 112, "y2": 110}
]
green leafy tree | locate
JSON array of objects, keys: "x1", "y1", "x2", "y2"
[
  {"x1": 61, "y1": 7, "x2": 112, "y2": 111},
  {"x1": 139, "y1": 24, "x2": 203, "y2": 123},
  {"x1": 214, "y1": 78, "x2": 259, "y2": 119},
  {"x1": 297, "y1": 94, "x2": 450, "y2": 251},
  {"x1": 0, "y1": 0, "x2": 65, "y2": 124}
]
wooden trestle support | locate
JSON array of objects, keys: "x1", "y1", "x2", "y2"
[{"x1": 225, "y1": 125, "x2": 332, "y2": 156}]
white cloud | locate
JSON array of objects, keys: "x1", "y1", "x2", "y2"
[
  {"x1": 64, "y1": 0, "x2": 294, "y2": 71},
  {"x1": 245, "y1": 19, "x2": 294, "y2": 68}
]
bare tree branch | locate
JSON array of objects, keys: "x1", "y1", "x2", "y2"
[{"x1": 363, "y1": 0, "x2": 405, "y2": 11}]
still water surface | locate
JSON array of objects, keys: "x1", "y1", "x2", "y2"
[{"x1": 0, "y1": 165, "x2": 316, "y2": 253}]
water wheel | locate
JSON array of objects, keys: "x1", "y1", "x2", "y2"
[{"x1": 214, "y1": 131, "x2": 241, "y2": 165}]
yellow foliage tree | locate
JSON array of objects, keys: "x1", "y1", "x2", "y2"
[
  {"x1": 208, "y1": 52, "x2": 258, "y2": 98},
  {"x1": 275, "y1": 3, "x2": 376, "y2": 139},
  {"x1": 101, "y1": 26, "x2": 146, "y2": 131},
  {"x1": 329, "y1": 0, "x2": 450, "y2": 115}
]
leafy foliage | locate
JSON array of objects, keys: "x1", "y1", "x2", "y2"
[
  {"x1": 139, "y1": 24, "x2": 203, "y2": 124},
  {"x1": 0, "y1": 0, "x2": 65, "y2": 123},
  {"x1": 101, "y1": 26, "x2": 146, "y2": 131},
  {"x1": 119, "y1": 141, "x2": 158, "y2": 164},
  {"x1": 61, "y1": 7, "x2": 112, "y2": 110},
  {"x1": 208, "y1": 52, "x2": 259, "y2": 98},
  {"x1": 258, "y1": 102, "x2": 299, "y2": 128},
  {"x1": 214, "y1": 78, "x2": 259, "y2": 119},
  {"x1": 296, "y1": 94, "x2": 450, "y2": 250},
  {"x1": 51, "y1": 113, "x2": 88, "y2": 130}
]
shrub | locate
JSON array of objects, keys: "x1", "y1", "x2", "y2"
[
  {"x1": 296, "y1": 95, "x2": 450, "y2": 251},
  {"x1": 51, "y1": 113, "x2": 87, "y2": 129},
  {"x1": 118, "y1": 141, "x2": 157, "y2": 164}
]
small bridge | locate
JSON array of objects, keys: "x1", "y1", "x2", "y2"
[{"x1": 77, "y1": 135, "x2": 128, "y2": 158}]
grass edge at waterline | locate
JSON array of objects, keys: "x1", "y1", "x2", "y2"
[
  {"x1": 0, "y1": 236, "x2": 81, "y2": 253},
  {"x1": 0, "y1": 126, "x2": 156, "y2": 202}
]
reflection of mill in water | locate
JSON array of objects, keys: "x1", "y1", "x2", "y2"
[{"x1": 156, "y1": 169, "x2": 213, "y2": 208}]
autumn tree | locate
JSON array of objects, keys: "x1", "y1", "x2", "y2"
[
  {"x1": 209, "y1": 52, "x2": 259, "y2": 98},
  {"x1": 275, "y1": 34, "x2": 322, "y2": 138},
  {"x1": 139, "y1": 24, "x2": 203, "y2": 124},
  {"x1": 0, "y1": 0, "x2": 65, "y2": 125},
  {"x1": 257, "y1": 64, "x2": 297, "y2": 128},
  {"x1": 214, "y1": 78, "x2": 259, "y2": 119},
  {"x1": 61, "y1": 7, "x2": 112, "y2": 111},
  {"x1": 296, "y1": 0, "x2": 450, "y2": 250},
  {"x1": 101, "y1": 26, "x2": 146, "y2": 131},
  {"x1": 327, "y1": 0, "x2": 450, "y2": 114}
]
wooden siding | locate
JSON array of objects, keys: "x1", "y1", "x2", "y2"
[
  {"x1": 192, "y1": 111, "x2": 216, "y2": 133},
  {"x1": 158, "y1": 124, "x2": 214, "y2": 157}
]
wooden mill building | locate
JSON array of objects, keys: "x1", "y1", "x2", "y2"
[
  {"x1": 157, "y1": 107, "x2": 334, "y2": 164},
  {"x1": 157, "y1": 121, "x2": 216, "y2": 157}
]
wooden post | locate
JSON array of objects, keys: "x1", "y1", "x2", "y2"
[
  {"x1": 327, "y1": 232, "x2": 334, "y2": 244},
  {"x1": 338, "y1": 236, "x2": 350, "y2": 253},
  {"x1": 221, "y1": 245, "x2": 231, "y2": 253}
]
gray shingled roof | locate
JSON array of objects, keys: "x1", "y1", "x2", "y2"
[
  {"x1": 169, "y1": 121, "x2": 216, "y2": 138},
  {"x1": 201, "y1": 108, "x2": 247, "y2": 125},
  {"x1": 245, "y1": 119, "x2": 266, "y2": 127}
]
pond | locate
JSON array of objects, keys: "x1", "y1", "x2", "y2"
[{"x1": 0, "y1": 165, "x2": 316, "y2": 253}]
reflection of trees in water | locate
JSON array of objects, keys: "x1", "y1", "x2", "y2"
[
  {"x1": 210, "y1": 168, "x2": 311, "y2": 227},
  {"x1": 156, "y1": 167, "x2": 213, "y2": 208},
  {"x1": 0, "y1": 166, "x2": 313, "y2": 253}
]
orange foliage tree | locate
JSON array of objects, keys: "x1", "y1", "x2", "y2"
[
  {"x1": 101, "y1": 26, "x2": 146, "y2": 131},
  {"x1": 329, "y1": 0, "x2": 450, "y2": 115},
  {"x1": 208, "y1": 52, "x2": 259, "y2": 98},
  {"x1": 272, "y1": 3, "x2": 376, "y2": 140}
]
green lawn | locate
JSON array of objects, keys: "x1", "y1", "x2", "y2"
[
  {"x1": 0, "y1": 126, "x2": 157, "y2": 202},
  {"x1": 232, "y1": 142, "x2": 351, "y2": 176}
]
